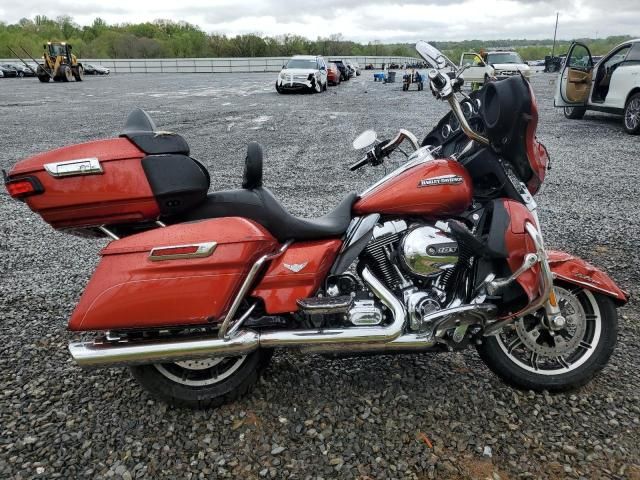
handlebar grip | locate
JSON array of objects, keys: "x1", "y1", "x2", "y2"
[
  {"x1": 349, "y1": 155, "x2": 369, "y2": 171},
  {"x1": 428, "y1": 69, "x2": 447, "y2": 90}
]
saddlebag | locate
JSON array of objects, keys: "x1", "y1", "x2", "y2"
[{"x1": 67, "y1": 217, "x2": 278, "y2": 331}]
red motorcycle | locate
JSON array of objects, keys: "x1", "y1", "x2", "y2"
[{"x1": 5, "y1": 42, "x2": 628, "y2": 408}]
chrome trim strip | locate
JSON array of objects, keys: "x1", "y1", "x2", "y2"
[
  {"x1": 218, "y1": 240, "x2": 293, "y2": 339},
  {"x1": 44, "y1": 157, "x2": 103, "y2": 177},
  {"x1": 149, "y1": 242, "x2": 217, "y2": 261}
]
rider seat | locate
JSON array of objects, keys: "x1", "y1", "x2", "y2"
[{"x1": 181, "y1": 142, "x2": 358, "y2": 242}]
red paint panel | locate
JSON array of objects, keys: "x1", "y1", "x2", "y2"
[
  {"x1": 68, "y1": 218, "x2": 278, "y2": 331},
  {"x1": 547, "y1": 250, "x2": 628, "y2": 303},
  {"x1": 252, "y1": 239, "x2": 342, "y2": 314},
  {"x1": 502, "y1": 199, "x2": 541, "y2": 301},
  {"x1": 353, "y1": 158, "x2": 472, "y2": 217},
  {"x1": 8, "y1": 138, "x2": 160, "y2": 229}
]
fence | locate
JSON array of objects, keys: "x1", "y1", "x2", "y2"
[{"x1": 2, "y1": 56, "x2": 419, "y2": 74}]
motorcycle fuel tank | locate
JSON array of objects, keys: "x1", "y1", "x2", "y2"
[{"x1": 353, "y1": 157, "x2": 472, "y2": 216}]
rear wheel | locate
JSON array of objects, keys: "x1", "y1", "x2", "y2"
[
  {"x1": 564, "y1": 106, "x2": 586, "y2": 119},
  {"x1": 477, "y1": 285, "x2": 617, "y2": 392},
  {"x1": 130, "y1": 349, "x2": 272, "y2": 409},
  {"x1": 623, "y1": 92, "x2": 640, "y2": 134}
]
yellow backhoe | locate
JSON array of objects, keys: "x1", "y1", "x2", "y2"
[{"x1": 35, "y1": 42, "x2": 84, "y2": 82}]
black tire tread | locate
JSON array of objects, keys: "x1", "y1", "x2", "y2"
[
  {"x1": 130, "y1": 349, "x2": 272, "y2": 409},
  {"x1": 564, "y1": 106, "x2": 587, "y2": 120}
]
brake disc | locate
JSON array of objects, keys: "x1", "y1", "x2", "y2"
[
  {"x1": 515, "y1": 287, "x2": 587, "y2": 357},
  {"x1": 174, "y1": 358, "x2": 224, "y2": 370}
]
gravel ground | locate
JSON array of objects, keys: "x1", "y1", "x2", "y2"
[{"x1": 1, "y1": 71, "x2": 639, "y2": 480}]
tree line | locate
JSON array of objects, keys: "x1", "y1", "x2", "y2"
[{"x1": 0, "y1": 16, "x2": 633, "y2": 61}]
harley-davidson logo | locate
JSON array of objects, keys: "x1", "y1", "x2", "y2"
[
  {"x1": 284, "y1": 262, "x2": 308, "y2": 273},
  {"x1": 418, "y1": 175, "x2": 463, "y2": 187}
]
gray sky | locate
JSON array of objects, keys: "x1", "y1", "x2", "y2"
[{"x1": 2, "y1": 0, "x2": 639, "y2": 41}]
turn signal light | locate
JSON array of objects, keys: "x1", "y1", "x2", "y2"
[{"x1": 5, "y1": 177, "x2": 44, "y2": 199}]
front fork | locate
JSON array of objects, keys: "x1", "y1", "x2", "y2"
[{"x1": 527, "y1": 212, "x2": 566, "y2": 331}]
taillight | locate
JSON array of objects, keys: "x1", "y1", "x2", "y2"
[{"x1": 5, "y1": 176, "x2": 44, "y2": 199}]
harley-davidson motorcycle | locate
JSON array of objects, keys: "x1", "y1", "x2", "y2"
[{"x1": 5, "y1": 42, "x2": 628, "y2": 408}]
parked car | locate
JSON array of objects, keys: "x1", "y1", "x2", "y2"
[
  {"x1": 276, "y1": 55, "x2": 328, "y2": 93},
  {"x1": 485, "y1": 51, "x2": 532, "y2": 80},
  {"x1": 0, "y1": 64, "x2": 19, "y2": 78},
  {"x1": 459, "y1": 52, "x2": 495, "y2": 86},
  {"x1": 84, "y1": 63, "x2": 110, "y2": 75},
  {"x1": 10, "y1": 63, "x2": 36, "y2": 77},
  {"x1": 329, "y1": 59, "x2": 350, "y2": 81},
  {"x1": 554, "y1": 39, "x2": 640, "y2": 134},
  {"x1": 327, "y1": 62, "x2": 341, "y2": 86},
  {"x1": 346, "y1": 60, "x2": 361, "y2": 76}
]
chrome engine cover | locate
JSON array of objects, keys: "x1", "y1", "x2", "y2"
[
  {"x1": 348, "y1": 300, "x2": 384, "y2": 326},
  {"x1": 399, "y1": 225, "x2": 459, "y2": 279}
]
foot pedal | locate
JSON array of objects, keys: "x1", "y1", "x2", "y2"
[{"x1": 297, "y1": 296, "x2": 353, "y2": 315}]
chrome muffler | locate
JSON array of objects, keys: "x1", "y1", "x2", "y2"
[
  {"x1": 69, "y1": 267, "x2": 407, "y2": 368},
  {"x1": 69, "y1": 329, "x2": 260, "y2": 368}
]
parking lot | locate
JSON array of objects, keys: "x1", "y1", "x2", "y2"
[{"x1": 1, "y1": 72, "x2": 639, "y2": 479}]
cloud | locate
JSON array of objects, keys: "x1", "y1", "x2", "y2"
[{"x1": 1, "y1": 0, "x2": 638, "y2": 42}]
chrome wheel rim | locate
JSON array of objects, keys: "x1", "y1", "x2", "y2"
[
  {"x1": 154, "y1": 355, "x2": 247, "y2": 386},
  {"x1": 625, "y1": 98, "x2": 640, "y2": 130},
  {"x1": 565, "y1": 107, "x2": 574, "y2": 116},
  {"x1": 496, "y1": 287, "x2": 601, "y2": 375}
]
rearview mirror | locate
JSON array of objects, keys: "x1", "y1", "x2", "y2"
[
  {"x1": 416, "y1": 41, "x2": 457, "y2": 71},
  {"x1": 353, "y1": 130, "x2": 377, "y2": 150}
]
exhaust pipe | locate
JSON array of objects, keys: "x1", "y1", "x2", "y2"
[
  {"x1": 69, "y1": 267, "x2": 407, "y2": 368},
  {"x1": 69, "y1": 329, "x2": 260, "y2": 368},
  {"x1": 259, "y1": 268, "x2": 406, "y2": 350}
]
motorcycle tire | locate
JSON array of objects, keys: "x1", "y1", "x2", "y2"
[
  {"x1": 477, "y1": 287, "x2": 617, "y2": 392},
  {"x1": 130, "y1": 349, "x2": 273, "y2": 409}
]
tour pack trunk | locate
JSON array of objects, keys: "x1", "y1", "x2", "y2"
[
  {"x1": 5, "y1": 136, "x2": 209, "y2": 231},
  {"x1": 67, "y1": 218, "x2": 279, "y2": 332}
]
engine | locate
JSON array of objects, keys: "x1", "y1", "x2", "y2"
[{"x1": 362, "y1": 220, "x2": 463, "y2": 331}]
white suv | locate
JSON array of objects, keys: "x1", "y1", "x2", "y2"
[
  {"x1": 554, "y1": 40, "x2": 640, "y2": 134},
  {"x1": 459, "y1": 52, "x2": 495, "y2": 86},
  {"x1": 485, "y1": 51, "x2": 532, "y2": 80},
  {"x1": 276, "y1": 55, "x2": 328, "y2": 94}
]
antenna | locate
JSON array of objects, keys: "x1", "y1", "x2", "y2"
[{"x1": 551, "y1": 12, "x2": 559, "y2": 57}]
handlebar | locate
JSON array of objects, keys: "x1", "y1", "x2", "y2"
[
  {"x1": 349, "y1": 129, "x2": 420, "y2": 171},
  {"x1": 428, "y1": 69, "x2": 490, "y2": 146}
]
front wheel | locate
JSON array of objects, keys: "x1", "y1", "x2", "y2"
[
  {"x1": 130, "y1": 349, "x2": 272, "y2": 409},
  {"x1": 477, "y1": 285, "x2": 617, "y2": 392},
  {"x1": 564, "y1": 106, "x2": 586, "y2": 119}
]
